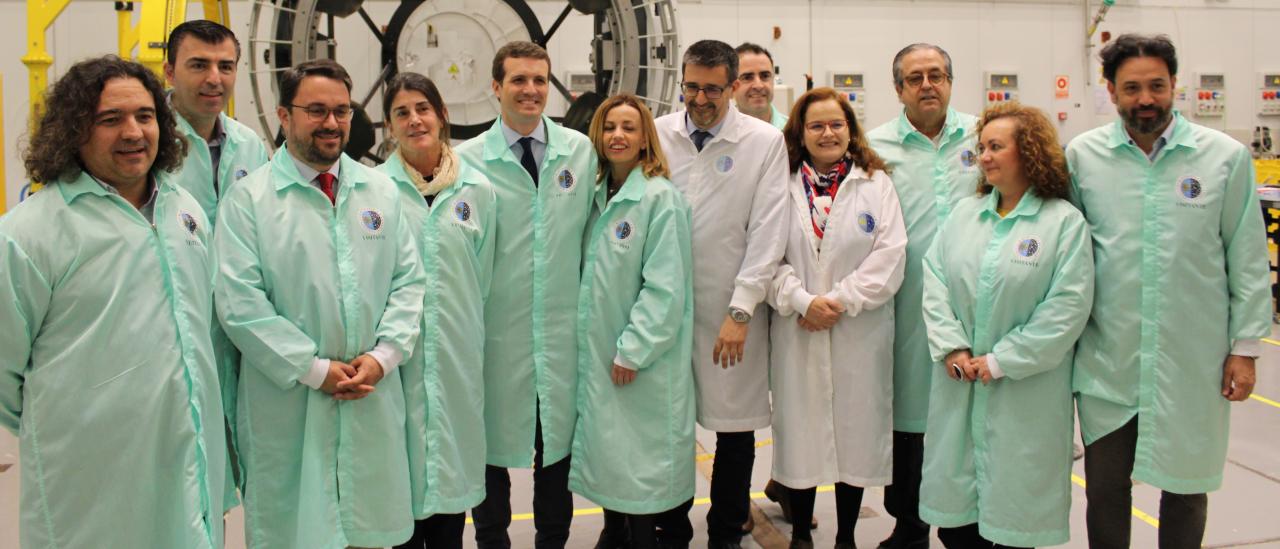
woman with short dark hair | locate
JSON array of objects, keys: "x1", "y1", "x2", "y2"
[{"x1": 379, "y1": 71, "x2": 497, "y2": 549}]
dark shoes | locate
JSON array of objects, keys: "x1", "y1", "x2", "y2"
[
  {"x1": 877, "y1": 528, "x2": 930, "y2": 549},
  {"x1": 789, "y1": 539, "x2": 815, "y2": 549},
  {"x1": 764, "y1": 480, "x2": 820, "y2": 528}
]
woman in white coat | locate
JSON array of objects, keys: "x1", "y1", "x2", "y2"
[{"x1": 768, "y1": 87, "x2": 908, "y2": 549}]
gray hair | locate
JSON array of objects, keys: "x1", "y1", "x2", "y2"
[
  {"x1": 682, "y1": 39, "x2": 738, "y2": 83},
  {"x1": 891, "y1": 43, "x2": 953, "y2": 88}
]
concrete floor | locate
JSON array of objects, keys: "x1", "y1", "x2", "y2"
[{"x1": 3, "y1": 332, "x2": 1279, "y2": 548}]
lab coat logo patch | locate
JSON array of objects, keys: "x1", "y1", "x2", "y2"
[
  {"x1": 179, "y1": 211, "x2": 199, "y2": 235},
  {"x1": 454, "y1": 200, "x2": 472, "y2": 222},
  {"x1": 959, "y1": 149, "x2": 977, "y2": 167},
  {"x1": 557, "y1": 169, "x2": 577, "y2": 191},
  {"x1": 1016, "y1": 237, "x2": 1040, "y2": 258},
  {"x1": 716, "y1": 155, "x2": 735, "y2": 174},
  {"x1": 857, "y1": 211, "x2": 877, "y2": 234},
  {"x1": 361, "y1": 209, "x2": 384, "y2": 233},
  {"x1": 235, "y1": 168, "x2": 249, "y2": 180},
  {"x1": 614, "y1": 220, "x2": 633, "y2": 241},
  {"x1": 1178, "y1": 176, "x2": 1202, "y2": 200}
]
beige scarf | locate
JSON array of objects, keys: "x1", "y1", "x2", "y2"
[{"x1": 400, "y1": 143, "x2": 459, "y2": 197}]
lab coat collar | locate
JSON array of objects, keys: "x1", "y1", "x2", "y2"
[
  {"x1": 1106, "y1": 111, "x2": 1196, "y2": 152},
  {"x1": 483, "y1": 115, "x2": 572, "y2": 162},
  {"x1": 59, "y1": 168, "x2": 176, "y2": 205},
  {"x1": 173, "y1": 107, "x2": 228, "y2": 146},
  {"x1": 677, "y1": 105, "x2": 748, "y2": 150},
  {"x1": 980, "y1": 188, "x2": 1044, "y2": 220},
  {"x1": 894, "y1": 108, "x2": 965, "y2": 146},
  {"x1": 595, "y1": 166, "x2": 648, "y2": 211},
  {"x1": 269, "y1": 145, "x2": 365, "y2": 191}
]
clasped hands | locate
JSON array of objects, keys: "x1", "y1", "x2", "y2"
[
  {"x1": 319, "y1": 354, "x2": 385, "y2": 400},
  {"x1": 943, "y1": 349, "x2": 996, "y2": 385},
  {"x1": 797, "y1": 296, "x2": 845, "y2": 332}
]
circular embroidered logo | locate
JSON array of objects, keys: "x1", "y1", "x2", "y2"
[
  {"x1": 557, "y1": 169, "x2": 576, "y2": 191},
  {"x1": 178, "y1": 211, "x2": 198, "y2": 235},
  {"x1": 857, "y1": 211, "x2": 877, "y2": 234},
  {"x1": 1179, "y1": 176, "x2": 1202, "y2": 200},
  {"x1": 235, "y1": 168, "x2": 249, "y2": 180},
  {"x1": 614, "y1": 220, "x2": 633, "y2": 241},
  {"x1": 960, "y1": 149, "x2": 977, "y2": 167},
  {"x1": 454, "y1": 200, "x2": 472, "y2": 222},
  {"x1": 1016, "y1": 237, "x2": 1041, "y2": 258},
  {"x1": 361, "y1": 209, "x2": 384, "y2": 233},
  {"x1": 716, "y1": 155, "x2": 734, "y2": 173}
]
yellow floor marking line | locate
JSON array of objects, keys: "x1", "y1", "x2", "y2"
[
  {"x1": 1262, "y1": 338, "x2": 1280, "y2": 347},
  {"x1": 1071, "y1": 474, "x2": 1160, "y2": 528},
  {"x1": 1250, "y1": 393, "x2": 1280, "y2": 409}
]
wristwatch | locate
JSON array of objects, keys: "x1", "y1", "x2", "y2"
[{"x1": 729, "y1": 306, "x2": 752, "y2": 323}]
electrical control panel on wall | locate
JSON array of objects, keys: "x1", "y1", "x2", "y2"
[
  {"x1": 1260, "y1": 73, "x2": 1280, "y2": 117},
  {"x1": 1194, "y1": 72, "x2": 1226, "y2": 117},
  {"x1": 984, "y1": 72, "x2": 1019, "y2": 107},
  {"x1": 830, "y1": 72, "x2": 866, "y2": 122}
]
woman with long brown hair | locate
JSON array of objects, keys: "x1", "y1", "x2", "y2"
[{"x1": 568, "y1": 94, "x2": 696, "y2": 549}]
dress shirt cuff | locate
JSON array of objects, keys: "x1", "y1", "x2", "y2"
[
  {"x1": 366, "y1": 342, "x2": 403, "y2": 375},
  {"x1": 613, "y1": 353, "x2": 638, "y2": 371},
  {"x1": 985, "y1": 354, "x2": 1006, "y2": 380},
  {"x1": 300, "y1": 358, "x2": 330, "y2": 390},
  {"x1": 1231, "y1": 339, "x2": 1262, "y2": 358}
]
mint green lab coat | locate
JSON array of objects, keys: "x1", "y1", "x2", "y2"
[
  {"x1": 569, "y1": 169, "x2": 696, "y2": 514},
  {"x1": 920, "y1": 192, "x2": 1094, "y2": 547},
  {"x1": 867, "y1": 109, "x2": 980, "y2": 433},
  {"x1": 770, "y1": 105, "x2": 788, "y2": 130},
  {"x1": 379, "y1": 152, "x2": 496, "y2": 516},
  {"x1": 1066, "y1": 114, "x2": 1271, "y2": 494},
  {"x1": 174, "y1": 111, "x2": 270, "y2": 498},
  {"x1": 456, "y1": 116, "x2": 597, "y2": 467},
  {"x1": 214, "y1": 149, "x2": 426, "y2": 548},
  {"x1": 0, "y1": 171, "x2": 228, "y2": 549}
]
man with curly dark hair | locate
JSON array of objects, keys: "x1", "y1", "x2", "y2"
[
  {"x1": 0, "y1": 55, "x2": 230, "y2": 548},
  {"x1": 1067, "y1": 33, "x2": 1271, "y2": 549}
]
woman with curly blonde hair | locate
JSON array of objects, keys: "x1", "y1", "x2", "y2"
[{"x1": 919, "y1": 102, "x2": 1095, "y2": 547}]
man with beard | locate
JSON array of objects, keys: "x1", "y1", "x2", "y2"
[
  {"x1": 455, "y1": 41, "x2": 596, "y2": 549},
  {"x1": 1066, "y1": 33, "x2": 1269, "y2": 548},
  {"x1": 213, "y1": 58, "x2": 426, "y2": 548},
  {"x1": 654, "y1": 39, "x2": 789, "y2": 549},
  {"x1": 733, "y1": 42, "x2": 787, "y2": 130},
  {"x1": 865, "y1": 43, "x2": 978, "y2": 549},
  {"x1": 0, "y1": 55, "x2": 229, "y2": 548}
]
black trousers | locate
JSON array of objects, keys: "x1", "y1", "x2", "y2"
[
  {"x1": 937, "y1": 523, "x2": 1023, "y2": 549},
  {"x1": 705, "y1": 431, "x2": 756, "y2": 543},
  {"x1": 655, "y1": 498, "x2": 695, "y2": 548},
  {"x1": 393, "y1": 513, "x2": 466, "y2": 549},
  {"x1": 785, "y1": 482, "x2": 864, "y2": 543},
  {"x1": 884, "y1": 431, "x2": 929, "y2": 539},
  {"x1": 472, "y1": 416, "x2": 573, "y2": 549},
  {"x1": 1083, "y1": 416, "x2": 1209, "y2": 549},
  {"x1": 598, "y1": 509, "x2": 661, "y2": 549}
]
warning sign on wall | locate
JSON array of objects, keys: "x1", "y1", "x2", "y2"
[{"x1": 1055, "y1": 75, "x2": 1070, "y2": 99}]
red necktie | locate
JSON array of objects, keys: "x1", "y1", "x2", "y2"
[{"x1": 316, "y1": 172, "x2": 336, "y2": 205}]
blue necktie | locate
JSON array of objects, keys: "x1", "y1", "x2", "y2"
[
  {"x1": 691, "y1": 130, "x2": 712, "y2": 152},
  {"x1": 519, "y1": 137, "x2": 539, "y2": 187}
]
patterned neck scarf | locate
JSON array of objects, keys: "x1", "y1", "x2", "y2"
[{"x1": 799, "y1": 155, "x2": 851, "y2": 243}]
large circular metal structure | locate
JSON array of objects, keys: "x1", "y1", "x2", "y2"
[{"x1": 247, "y1": 0, "x2": 680, "y2": 162}]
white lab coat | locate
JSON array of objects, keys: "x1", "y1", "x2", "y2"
[
  {"x1": 655, "y1": 105, "x2": 790, "y2": 431},
  {"x1": 767, "y1": 166, "x2": 907, "y2": 488}
]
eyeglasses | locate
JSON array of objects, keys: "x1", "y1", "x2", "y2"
[
  {"x1": 681, "y1": 83, "x2": 726, "y2": 100},
  {"x1": 804, "y1": 120, "x2": 849, "y2": 135},
  {"x1": 289, "y1": 103, "x2": 355, "y2": 122},
  {"x1": 902, "y1": 71, "x2": 952, "y2": 88},
  {"x1": 738, "y1": 71, "x2": 773, "y2": 83}
]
